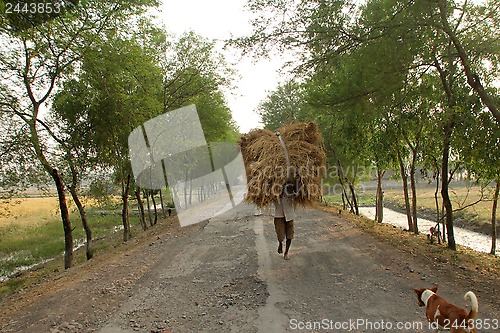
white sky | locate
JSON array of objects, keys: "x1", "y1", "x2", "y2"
[{"x1": 159, "y1": 0, "x2": 289, "y2": 133}]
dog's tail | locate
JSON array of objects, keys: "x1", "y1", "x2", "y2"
[{"x1": 464, "y1": 291, "x2": 478, "y2": 320}]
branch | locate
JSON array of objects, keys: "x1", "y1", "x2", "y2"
[
  {"x1": 437, "y1": 0, "x2": 500, "y2": 124},
  {"x1": 453, "y1": 196, "x2": 489, "y2": 213},
  {"x1": 35, "y1": 118, "x2": 68, "y2": 150},
  {"x1": 448, "y1": 161, "x2": 461, "y2": 184}
]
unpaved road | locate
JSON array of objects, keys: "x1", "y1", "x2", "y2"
[{"x1": 1, "y1": 204, "x2": 499, "y2": 332}]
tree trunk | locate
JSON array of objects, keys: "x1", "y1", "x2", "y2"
[
  {"x1": 144, "y1": 189, "x2": 153, "y2": 226},
  {"x1": 29, "y1": 110, "x2": 73, "y2": 268},
  {"x1": 68, "y1": 160, "x2": 93, "y2": 260},
  {"x1": 375, "y1": 168, "x2": 385, "y2": 223},
  {"x1": 434, "y1": 168, "x2": 442, "y2": 244},
  {"x1": 184, "y1": 170, "x2": 188, "y2": 208},
  {"x1": 135, "y1": 186, "x2": 147, "y2": 231},
  {"x1": 441, "y1": 199, "x2": 447, "y2": 243},
  {"x1": 189, "y1": 178, "x2": 193, "y2": 206},
  {"x1": 151, "y1": 191, "x2": 158, "y2": 225},
  {"x1": 409, "y1": 162, "x2": 419, "y2": 234},
  {"x1": 336, "y1": 162, "x2": 353, "y2": 212},
  {"x1": 490, "y1": 180, "x2": 499, "y2": 255},
  {"x1": 328, "y1": 143, "x2": 353, "y2": 212},
  {"x1": 69, "y1": 186, "x2": 93, "y2": 260},
  {"x1": 159, "y1": 189, "x2": 166, "y2": 218},
  {"x1": 441, "y1": 122, "x2": 456, "y2": 250},
  {"x1": 122, "y1": 174, "x2": 131, "y2": 242},
  {"x1": 348, "y1": 182, "x2": 359, "y2": 216},
  {"x1": 397, "y1": 149, "x2": 414, "y2": 232},
  {"x1": 52, "y1": 169, "x2": 74, "y2": 269}
]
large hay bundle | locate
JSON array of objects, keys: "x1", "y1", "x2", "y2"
[{"x1": 239, "y1": 122, "x2": 326, "y2": 208}]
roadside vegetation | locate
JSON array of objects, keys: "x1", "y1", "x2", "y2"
[
  {"x1": 1, "y1": 0, "x2": 238, "y2": 271},
  {"x1": 0, "y1": 193, "x2": 175, "y2": 295},
  {"x1": 0, "y1": 197, "x2": 125, "y2": 285},
  {"x1": 321, "y1": 203, "x2": 500, "y2": 283},
  {"x1": 326, "y1": 183, "x2": 498, "y2": 235},
  {"x1": 238, "y1": 0, "x2": 500, "y2": 254}
]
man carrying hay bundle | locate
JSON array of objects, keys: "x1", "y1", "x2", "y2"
[
  {"x1": 240, "y1": 122, "x2": 326, "y2": 260},
  {"x1": 274, "y1": 176, "x2": 298, "y2": 260}
]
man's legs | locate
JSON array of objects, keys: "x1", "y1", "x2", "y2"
[
  {"x1": 283, "y1": 220, "x2": 294, "y2": 260},
  {"x1": 274, "y1": 217, "x2": 285, "y2": 254},
  {"x1": 284, "y1": 239, "x2": 292, "y2": 260}
]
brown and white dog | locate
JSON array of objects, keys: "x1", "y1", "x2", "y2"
[{"x1": 413, "y1": 285, "x2": 478, "y2": 332}]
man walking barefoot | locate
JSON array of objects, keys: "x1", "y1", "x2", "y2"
[{"x1": 273, "y1": 183, "x2": 296, "y2": 260}]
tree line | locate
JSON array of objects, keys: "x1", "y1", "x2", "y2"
[
  {"x1": 0, "y1": 0, "x2": 238, "y2": 269},
  {"x1": 237, "y1": 0, "x2": 500, "y2": 254}
]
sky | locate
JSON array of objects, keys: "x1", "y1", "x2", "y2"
[{"x1": 159, "y1": 0, "x2": 288, "y2": 133}]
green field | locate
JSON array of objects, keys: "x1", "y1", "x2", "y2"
[
  {"x1": 325, "y1": 183, "x2": 497, "y2": 233},
  {"x1": 0, "y1": 196, "x2": 138, "y2": 286}
]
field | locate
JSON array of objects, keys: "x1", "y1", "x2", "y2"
[
  {"x1": 0, "y1": 195, "x2": 137, "y2": 292},
  {"x1": 325, "y1": 183, "x2": 498, "y2": 234}
]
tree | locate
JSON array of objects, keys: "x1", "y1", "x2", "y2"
[
  {"x1": 195, "y1": 92, "x2": 240, "y2": 143},
  {"x1": 435, "y1": 0, "x2": 500, "y2": 124},
  {"x1": 368, "y1": 112, "x2": 397, "y2": 223},
  {"x1": 304, "y1": 77, "x2": 375, "y2": 215},
  {"x1": 162, "y1": 31, "x2": 234, "y2": 112},
  {"x1": 236, "y1": 0, "x2": 500, "y2": 125},
  {"x1": 257, "y1": 81, "x2": 307, "y2": 131},
  {"x1": 457, "y1": 100, "x2": 500, "y2": 255},
  {"x1": 0, "y1": 101, "x2": 48, "y2": 196},
  {"x1": 55, "y1": 27, "x2": 164, "y2": 242},
  {"x1": 0, "y1": 0, "x2": 159, "y2": 268},
  {"x1": 51, "y1": 77, "x2": 103, "y2": 260},
  {"x1": 389, "y1": 75, "x2": 443, "y2": 233},
  {"x1": 236, "y1": 0, "x2": 500, "y2": 250},
  {"x1": 491, "y1": 181, "x2": 499, "y2": 255}
]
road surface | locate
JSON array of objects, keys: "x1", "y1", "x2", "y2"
[{"x1": 1, "y1": 204, "x2": 498, "y2": 332}]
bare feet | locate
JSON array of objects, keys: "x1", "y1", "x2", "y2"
[
  {"x1": 278, "y1": 242, "x2": 283, "y2": 254},
  {"x1": 284, "y1": 253, "x2": 290, "y2": 260}
]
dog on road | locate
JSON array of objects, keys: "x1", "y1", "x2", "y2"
[{"x1": 413, "y1": 285, "x2": 478, "y2": 333}]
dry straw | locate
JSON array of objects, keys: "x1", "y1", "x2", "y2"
[{"x1": 239, "y1": 122, "x2": 326, "y2": 208}]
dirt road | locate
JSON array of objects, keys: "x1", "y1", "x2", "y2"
[{"x1": 1, "y1": 204, "x2": 498, "y2": 332}]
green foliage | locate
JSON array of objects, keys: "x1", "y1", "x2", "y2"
[
  {"x1": 77, "y1": 32, "x2": 163, "y2": 162},
  {"x1": 239, "y1": 0, "x2": 500, "y2": 228},
  {"x1": 456, "y1": 96, "x2": 500, "y2": 182},
  {"x1": 243, "y1": 0, "x2": 500, "y2": 183},
  {"x1": 88, "y1": 177, "x2": 118, "y2": 207},
  {"x1": 195, "y1": 93, "x2": 239, "y2": 143},
  {"x1": 162, "y1": 31, "x2": 238, "y2": 142},
  {"x1": 257, "y1": 80, "x2": 307, "y2": 131},
  {"x1": 0, "y1": 0, "x2": 80, "y2": 33},
  {"x1": 0, "y1": 0, "x2": 164, "y2": 188},
  {"x1": 163, "y1": 32, "x2": 232, "y2": 108}
]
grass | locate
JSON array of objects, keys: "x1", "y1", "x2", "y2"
[
  {"x1": 0, "y1": 197, "x2": 58, "y2": 224},
  {"x1": 324, "y1": 191, "x2": 376, "y2": 206},
  {"x1": 325, "y1": 183, "x2": 498, "y2": 233},
  {"x1": 320, "y1": 202, "x2": 499, "y2": 278},
  {"x1": 0, "y1": 196, "x2": 140, "y2": 293}
]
